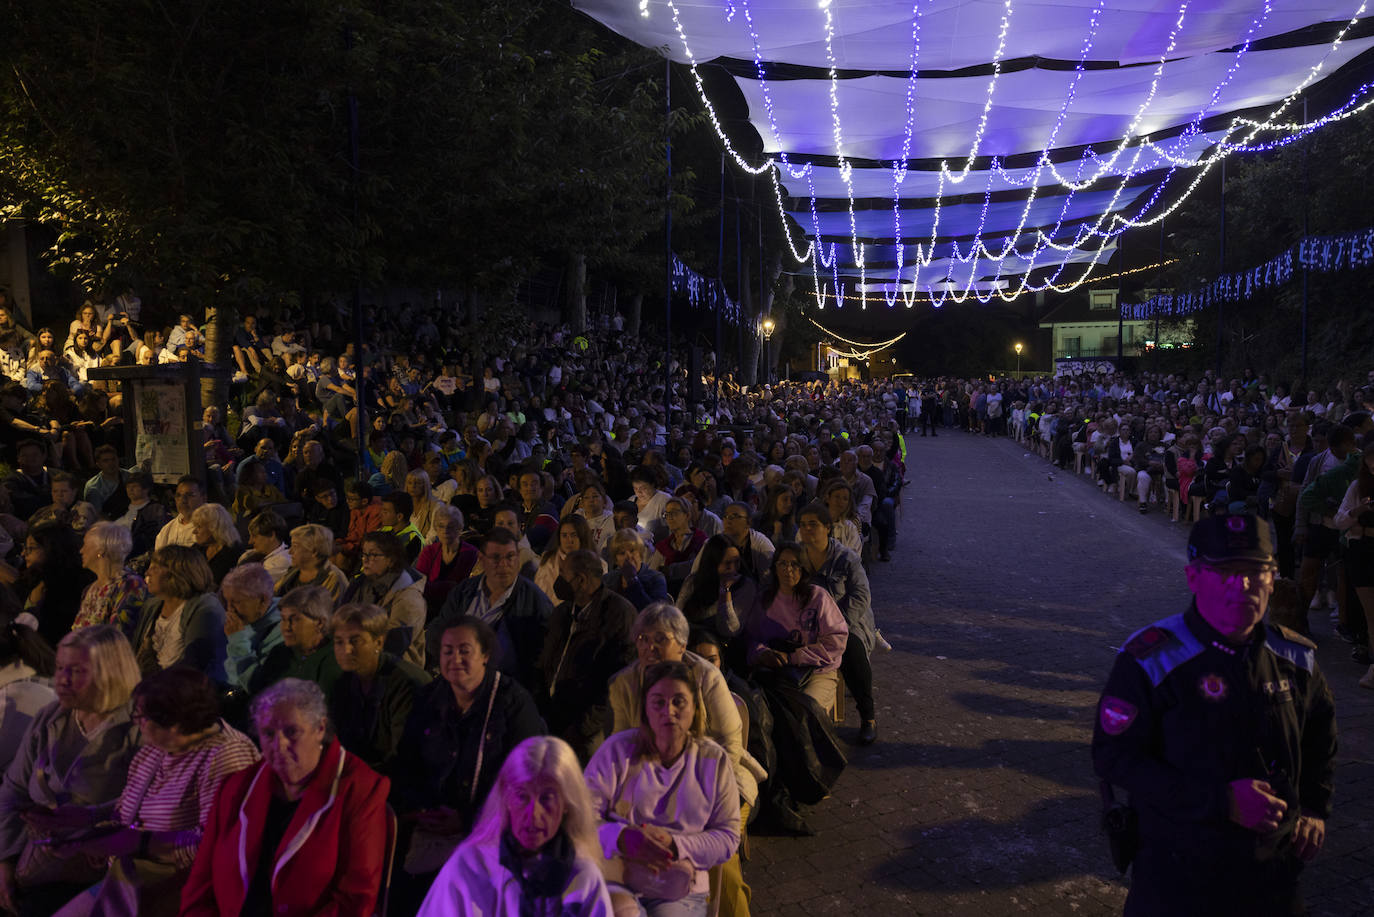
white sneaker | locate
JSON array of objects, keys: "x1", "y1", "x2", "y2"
[{"x1": 875, "y1": 630, "x2": 893, "y2": 652}]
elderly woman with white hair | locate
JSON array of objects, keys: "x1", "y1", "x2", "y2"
[
  {"x1": 260, "y1": 585, "x2": 342, "y2": 698},
  {"x1": 415, "y1": 503, "x2": 478, "y2": 610},
  {"x1": 180, "y1": 678, "x2": 390, "y2": 917},
  {"x1": 417, "y1": 735, "x2": 612, "y2": 917},
  {"x1": 220, "y1": 563, "x2": 283, "y2": 693},
  {"x1": 73, "y1": 520, "x2": 147, "y2": 635}
]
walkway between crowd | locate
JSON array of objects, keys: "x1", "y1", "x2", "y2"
[{"x1": 744, "y1": 431, "x2": 1374, "y2": 917}]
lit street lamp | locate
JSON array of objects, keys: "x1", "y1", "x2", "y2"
[
  {"x1": 1014, "y1": 341, "x2": 1023, "y2": 375},
  {"x1": 760, "y1": 317, "x2": 776, "y2": 384}
]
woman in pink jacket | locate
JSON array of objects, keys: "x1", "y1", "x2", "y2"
[
  {"x1": 744, "y1": 542, "x2": 849, "y2": 712},
  {"x1": 179, "y1": 678, "x2": 389, "y2": 917}
]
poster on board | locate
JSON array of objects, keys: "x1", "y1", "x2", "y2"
[{"x1": 134, "y1": 380, "x2": 191, "y2": 482}]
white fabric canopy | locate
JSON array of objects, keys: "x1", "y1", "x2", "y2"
[
  {"x1": 741, "y1": 39, "x2": 1374, "y2": 162},
  {"x1": 573, "y1": 0, "x2": 1374, "y2": 292},
  {"x1": 577, "y1": 0, "x2": 1365, "y2": 70}
]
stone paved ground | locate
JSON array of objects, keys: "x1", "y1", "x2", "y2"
[{"x1": 744, "y1": 430, "x2": 1374, "y2": 916}]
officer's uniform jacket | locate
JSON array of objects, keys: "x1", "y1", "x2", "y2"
[{"x1": 1092, "y1": 605, "x2": 1336, "y2": 864}]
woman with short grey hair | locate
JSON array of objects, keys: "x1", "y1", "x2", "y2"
[{"x1": 181, "y1": 678, "x2": 390, "y2": 916}]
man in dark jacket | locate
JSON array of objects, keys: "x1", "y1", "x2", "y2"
[
  {"x1": 537, "y1": 549, "x2": 635, "y2": 762},
  {"x1": 431, "y1": 528, "x2": 553, "y2": 691}
]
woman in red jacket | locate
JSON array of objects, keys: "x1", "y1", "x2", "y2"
[{"x1": 179, "y1": 678, "x2": 389, "y2": 917}]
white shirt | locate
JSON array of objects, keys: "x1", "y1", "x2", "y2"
[
  {"x1": 155, "y1": 515, "x2": 197, "y2": 550},
  {"x1": 153, "y1": 614, "x2": 186, "y2": 669}
]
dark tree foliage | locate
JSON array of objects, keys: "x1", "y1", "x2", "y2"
[{"x1": 0, "y1": 0, "x2": 675, "y2": 305}]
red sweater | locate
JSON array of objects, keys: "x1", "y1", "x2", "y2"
[{"x1": 179, "y1": 739, "x2": 389, "y2": 917}]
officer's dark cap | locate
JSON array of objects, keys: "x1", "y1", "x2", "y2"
[{"x1": 1187, "y1": 513, "x2": 1275, "y2": 565}]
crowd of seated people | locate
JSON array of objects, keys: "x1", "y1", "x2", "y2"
[
  {"x1": 0, "y1": 296, "x2": 924, "y2": 915},
  {"x1": 6, "y1": 283, "x2": 1374, "y2": 909}
]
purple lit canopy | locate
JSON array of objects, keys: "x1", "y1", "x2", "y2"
[{"x1": 573, "y1": 0, "x2": 1374, "y2": 305}]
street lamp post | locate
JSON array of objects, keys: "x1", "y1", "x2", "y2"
[
  {"x1": 761, "y1": 317, "x2": 776, "y2": 384},
  {"x1": 1014, "y1": 341, "x2": 1023, "y2": 376}
]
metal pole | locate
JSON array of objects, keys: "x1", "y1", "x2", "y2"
[
  {"x1": 1155, "y1": 219, "x2": 1163, "y2": 372},
  {"x1": 736, "y1": 189, "x2": 744, "y2": 381},
  {"x1": 1116, "y1": 230, "x2": 1125, "y2": 363},
  {"x1": 716, "y1": 152, "x2": 724, "y2": 420},
  {"x1": 1300, "y1": 96, "x2": 1310, "y2": 384},
  {"x1": 1216, "y1": 157, "x2": 1226, "y2": 376},
  {"x1": 758, "y1": 192, "x2": 766, "y2": 385},
  {"x1": 345, "y1": 25, "x2": 366, "y2": 476},
  {"x1": 663, "y1": 57, "x2": 673, "y2": 432}
]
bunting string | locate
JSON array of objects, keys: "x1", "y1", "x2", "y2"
[
  {"x1": 1129, "y1": 225, "x2": 1374, "y2": 319},
  {"x1": 671, "y1": 253, "x2": 743, "y2": 325}
]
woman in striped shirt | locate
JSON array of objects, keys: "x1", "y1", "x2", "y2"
[{"x1": 50, "y1": 667, "x2": 259, "y2": 917}]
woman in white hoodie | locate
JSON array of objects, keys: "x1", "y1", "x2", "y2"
[{"x1": 417, "y1": 736, "x2": 613, "y2": 917}]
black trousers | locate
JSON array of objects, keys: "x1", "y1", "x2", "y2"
[
  {"x1": 840, "y1": 638, "x2": 875, "y2": 721},
  {"x1": 1126, "y1": 846, "x2": 1305, "y2": 917}
]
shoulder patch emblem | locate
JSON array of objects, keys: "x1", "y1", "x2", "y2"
[
  {"x1": 1123, "y1": 626, "x2": 1172, "y2": 659},
  {"x1": 1099, "y1": 696, "x2": 1138, "y2": 735},
  {"x1": 1272, "y1": 624, "x2": 1317, "y2": 650},
  {"x1": 1198, "y1": 673, "x2": 1229, "y2": 702}
]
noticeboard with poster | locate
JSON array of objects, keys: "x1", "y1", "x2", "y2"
[
  {"x1": 133, "y1": 379, "x2": 191, "y2": 482},
  {"x1": 1054, "y1": 357, "x2": 1118, "y2": 379}
]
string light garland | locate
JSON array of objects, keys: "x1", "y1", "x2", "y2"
[
  {"x1": 811, "y1": 256, "x2": 1179, "y2": 305},
  {"x1": 649, "y1": 0, "x2": 1372, "y2": 309},
  {"x1": 806, "y1": 317, "x2": 909, "y2": 349}
]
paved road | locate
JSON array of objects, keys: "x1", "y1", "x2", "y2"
[{"x1": 745, "y1": 431, "x2": 1374, "y2": 916}]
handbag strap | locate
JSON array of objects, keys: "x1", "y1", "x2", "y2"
[{"x1": 470, "y1": 671, "x2": 501, "y2": 806}]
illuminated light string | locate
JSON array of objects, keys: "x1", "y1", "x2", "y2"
[
  {"x1": 812, "y1": 256, "x2": 1179, "y2": 306},
  {"x1": 1073, "y1": 0, "x2": 1370, "y2": 241},
  {"x1": 743, "y1": 0, "x2": 1201, "y2": 304},
  {"x1": 990, "y1": 0, "x2": 1365, "y2": 301},
  {"x1": 657, "y1": 0, "x2": 1369, "y2": 307},
  {"x1": 806, "y1": 316, "x2": 909, "y2": 349}
]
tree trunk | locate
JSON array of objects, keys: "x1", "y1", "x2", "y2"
[
  {"x1": 741, "y1": 254, "x2": 758, "y2": 386},
  {"x1": 628, "y1": 291, "x2": 643, "y2": 338},
  {"x1": 201, "y1": 299, "x2": 233, "y2": 412},
  {"x1": 567, "y1": 253, "x2": 587, "y2": 333},
  {"x1": 767, "y1": 273, "x2": 794, "y2": 380}
]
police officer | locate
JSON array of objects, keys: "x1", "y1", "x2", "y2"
[{"x1": 1092, "y1": 513, "x2": 1336, "y2": 916}]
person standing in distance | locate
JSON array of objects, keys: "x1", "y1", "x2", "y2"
[{"x1": 1092, "y1": 512, "x2": 1336, "y2": 917}]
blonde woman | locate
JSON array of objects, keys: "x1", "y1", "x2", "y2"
[
  {"x1": 404, "y1": 469, "x2": 440, "y2": 543},
  {"x1": 190, "y1": 503, "x2": 243, "y2": 589},
  {"x1": 374, "y1": 451, "x2": 409, "y2": 496},
  {"x1": 0, "y1": 626, "x2": 142, "y2": 914},
  {"x1": 417, "y1": 736, "x2": 612, "y2": 917},
  {"x1": 274, "y1": 524, "x2": 349, "y2": 601}
]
